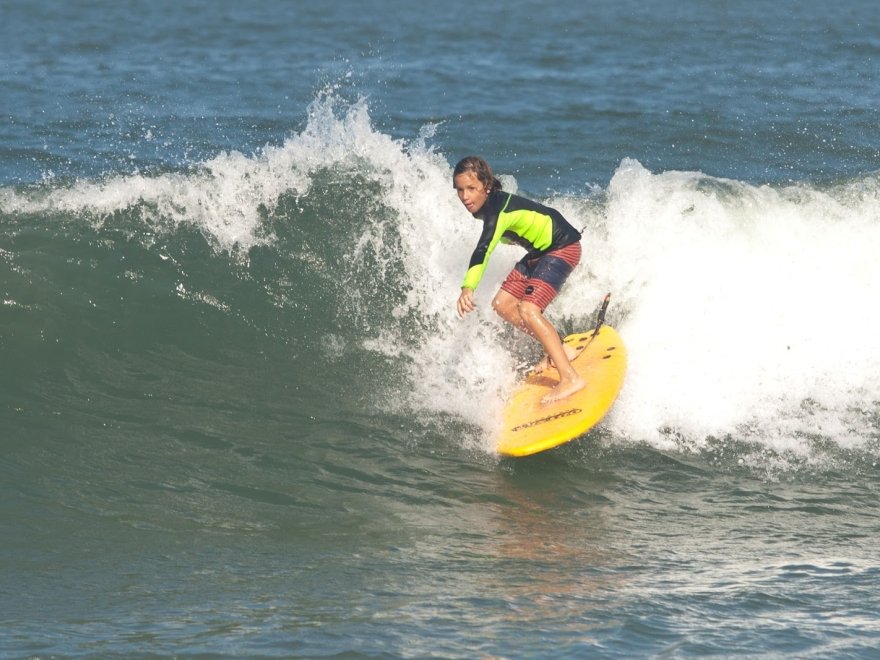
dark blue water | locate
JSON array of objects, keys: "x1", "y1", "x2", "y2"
[{"x1": 3, "y1": 0, "x2": 880, "y2": 656}]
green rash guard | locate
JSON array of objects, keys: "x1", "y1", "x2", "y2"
[{"x1": 461, "y1": 190, "x2": 581, "y2": 291}]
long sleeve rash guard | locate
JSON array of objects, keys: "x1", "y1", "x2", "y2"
[{"x1": 461, "y1": 190, "x2": 581, "y2": 291}]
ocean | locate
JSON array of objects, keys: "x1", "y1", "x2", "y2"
[{"x1": 2, "y1": 0, "x2": 880, "y2": 657}]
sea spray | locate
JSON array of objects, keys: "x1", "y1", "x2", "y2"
[{"x1": 597, "y1": 160, "x2": 880, "y2": 455}]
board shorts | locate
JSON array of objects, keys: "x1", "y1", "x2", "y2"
[{"x1": 499, "y1": 241, "x2": 581, "y2": 311}]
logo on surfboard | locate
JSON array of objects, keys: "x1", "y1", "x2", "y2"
[{"x1": 511, "y1": 408, "x2": 582, "y2": 432}]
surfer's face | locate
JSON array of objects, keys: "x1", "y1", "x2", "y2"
[{"x1": 453, "y1": 171, "x2": 490, "y2": 214}]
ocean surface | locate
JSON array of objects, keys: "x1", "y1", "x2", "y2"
[{"x1": 2, "y1": 0, "x2": 880, "y2": 657}]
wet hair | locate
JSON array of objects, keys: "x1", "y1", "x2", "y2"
[{"x1": 453, "y1": 156, "x2": 503, "y2": 193}]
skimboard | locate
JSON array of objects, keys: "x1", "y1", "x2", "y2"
[{"x1": 496, "y1": 297, "x2": 627, "y2": 457}]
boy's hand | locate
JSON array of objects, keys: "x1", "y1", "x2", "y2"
[{"x1": 457, "y1": 288, "x2": 475, "y2": 318}]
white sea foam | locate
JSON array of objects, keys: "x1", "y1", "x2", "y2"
[{"x1": 584, "y1": 160, "x2": 880, "y2": 454}]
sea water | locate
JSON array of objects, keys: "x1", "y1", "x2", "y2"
[{"x1": 2, "y1": 0, "x2": 880, "y2": 656}]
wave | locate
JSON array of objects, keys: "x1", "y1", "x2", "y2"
[{"x1": 3, "y1": 92, "x2": 880, "y2": 466}]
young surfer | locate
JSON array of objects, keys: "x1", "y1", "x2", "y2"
[{"x1": 453, "y1": 156, "x2": 585, "y2": 404}]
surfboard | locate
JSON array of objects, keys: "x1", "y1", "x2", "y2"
[{"x1": 496, "y1": 323, "x2": 627, "y2": 457}]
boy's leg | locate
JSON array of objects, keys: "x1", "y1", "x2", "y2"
[
  {"x1": 493, "y1": 242, "x2": 585, "y2": 401},
  {"x1": 517, "y1": 301, "x2": 585, "y2": 403},
  {"x1": 492, "y1": 290, "x2": 584, "y2": 402},
  {"x1": 491, "y1": 289, "x2": 530, "y2": 334}
]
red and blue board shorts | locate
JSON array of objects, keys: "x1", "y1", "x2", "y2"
[{"x1": 499, "y1": 241, "x2": 581, "y2": 311}]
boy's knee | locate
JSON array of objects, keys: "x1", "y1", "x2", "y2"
[
  {"x1": 516, "y1": 301, "x2": 542, "y2": 325},
  {"x1": 492, "y1": 295, "x2": 512, "y2": 316}
]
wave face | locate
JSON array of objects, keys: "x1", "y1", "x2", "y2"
[{"x1": 5, "y1": 95, "x2": 880, "y2": 468}]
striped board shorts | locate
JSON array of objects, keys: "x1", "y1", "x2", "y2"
[{"x1": 499, "y1": 241, "x2": 581, "y2": 311}]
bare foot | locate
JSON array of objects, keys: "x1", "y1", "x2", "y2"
[
  {"x1": 541, "y1": 376, "x2": 586, "y2": 404},
  {"x1": 532, "y1": 354, "x2": 552, "y2": 375},
  {"x1": 532, "y1": 344, "x2": 580, "y2": 375}
]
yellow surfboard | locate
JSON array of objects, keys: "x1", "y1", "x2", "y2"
[{"x1": 496, "y1": 325, "x2": 627, "y2": 457}]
